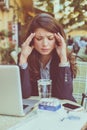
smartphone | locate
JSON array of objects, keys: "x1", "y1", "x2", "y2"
[{"x1": 62, "y1": 103, "x2": 80, "y2": 110}]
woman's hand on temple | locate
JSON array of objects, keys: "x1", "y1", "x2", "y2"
[
  {"x1": 19, "y1": 33, "x2": 35, "y2": 64},
  {"x1": 54, "y1": 33, "x2": 67, "y2": 63}
]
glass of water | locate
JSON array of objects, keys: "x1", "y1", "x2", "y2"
[{"x1": 37, "y1": 79, "x2": 52, "y2": 98}]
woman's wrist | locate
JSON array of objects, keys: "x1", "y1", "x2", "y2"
[
  {"x1": 19, "y1": 54, "x2": 28, "y2": 69},
  {"x1": 60, "y1": 56, "x2": 67, "y2": 64},
  {"x1": 59, "y1": 61, "x2": 70, "y2": 67},
  {"x1": 19, "y1": 54, "x2": 28, "y2": 65},
  {"x1": 19, "y1": 63, "x2": 28, "y2": 69},
  {"x1": 59, "y1": 55, "x2": 69, "y2": 67}
]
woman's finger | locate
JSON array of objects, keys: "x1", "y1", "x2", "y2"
[
  {"x1": 54, "y1": 33, "x2": 62, "y2": 45},
  {"x1": 22, "y1": 33, "x2": 35, "y2": 47},
  {"x1": 55, "y1": 33, "x2": 66, "y2": 46}
]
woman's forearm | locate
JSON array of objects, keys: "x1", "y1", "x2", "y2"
[{"x1": 20, "y1": 66, "x2": 31, "y2": 98}]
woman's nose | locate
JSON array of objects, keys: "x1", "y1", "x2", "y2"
[{"x1": 42, "y1": 38, "x2": 49, "y2": 46}]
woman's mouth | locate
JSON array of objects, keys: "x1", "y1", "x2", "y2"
[{"x1": 41, "y1": 48, "x2": 49, "y2": 52}]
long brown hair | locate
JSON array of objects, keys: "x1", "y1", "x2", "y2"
[{"x1": 26, "y1": 13, "x2": 77, "y2": 80}]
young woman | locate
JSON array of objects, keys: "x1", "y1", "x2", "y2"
[{"x1": 19, "y1": 13, "x2": 77, "y2": 102}]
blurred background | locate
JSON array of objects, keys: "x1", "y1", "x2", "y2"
[{"x1": 0, "y1": 0, "x2": 87, "y2": 64}]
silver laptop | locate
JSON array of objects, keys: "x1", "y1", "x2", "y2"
[{"x1": 0, "y1": 65, "x2": 39, "y2": 116}]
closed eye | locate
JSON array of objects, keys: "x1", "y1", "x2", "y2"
[
  {"x1": 48, "y1": 36, "x2": 55, "y2": 40},
  {"x1": 35, "y1": 37, "x2": 42, "y2": 41},
  {"x1": 35, "y1": 36, "x2": 55, "y2": 41}
]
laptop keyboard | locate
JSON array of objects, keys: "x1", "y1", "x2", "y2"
[{"x1": 0, "y1": 98, "x2": 40, "y2": 130}]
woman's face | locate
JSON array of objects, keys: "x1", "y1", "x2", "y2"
[{"x1": 33, "y1": 28, "x2": 56, "y2": 56}]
